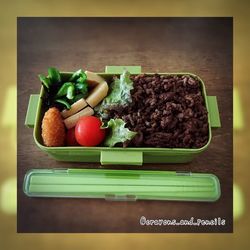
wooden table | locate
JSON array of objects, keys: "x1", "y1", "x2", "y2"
[{"x1": 17, "y1": 17, "x2": 232, "y2": 232}]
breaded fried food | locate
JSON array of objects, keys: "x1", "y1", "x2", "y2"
[{"x1": 42, "y1": 107, "x2": 66, "y2": 146}]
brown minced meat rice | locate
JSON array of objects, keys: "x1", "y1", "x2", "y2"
[{"x1": 105, "y1": 74, "x2": 209, "y2": 148}]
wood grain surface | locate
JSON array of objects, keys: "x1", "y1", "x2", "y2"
[{"x1": 17, "y1": 17, "x2": 232, "y2": 233}]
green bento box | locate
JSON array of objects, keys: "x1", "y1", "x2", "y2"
[{"x1": 25, "y1": 66, "x2": 221, "y2": 165}]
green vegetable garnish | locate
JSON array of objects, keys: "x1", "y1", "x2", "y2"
[
  {"x1": 38, "y1": 74, "x2": 51, "y2": 89},
  {"x1": 48, "y1": 67, "x2": 61, "y2": 83},
  {"x1": 72, "y1": 93, "x2": 85, "y2": 103},
  {"x1": 66, "y1": 85, "x2": 75, "y2": 100},
  {"x1": 75, "y1": 82, "x2": 88, "y2": 97},
  {"x1": 101, "y1": 70, "x2": 134, "y2": 108},
  {"x1": 55, "y1": 82, "x2": 75, "y2": 99},
  {"x1": 39, "y1": 67, "x2": 89, "y2": 111},
  {"x1": 76, "y1": 75, "x2": 87, "y2": 83},
  {"x1": 54, "y1": 99, "x2": 71, "y2": 109},
  {"x1": 69, "y1": 69, "x2": 87, "y2": 82},
  {"x1": 102, "y1": 119, "x2": 137, "y2": 147}
]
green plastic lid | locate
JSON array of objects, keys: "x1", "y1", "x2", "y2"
[{"x1": 23, "y1": 169, "x2": 220, "y2": 202}]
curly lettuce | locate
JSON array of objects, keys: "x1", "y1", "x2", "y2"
[
  {"x1": 102, "y1": 119, "x2": 137, "y2": 147},
  {"x1": 96, "y1": 70, "x2": 134, "y2": 119},
  {"x1": 102, "y1": 70, "x2": 133, "y2": 107}
]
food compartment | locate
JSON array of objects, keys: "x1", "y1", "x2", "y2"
[{"x1": 104, "y1": 73, "x2": 210, "y2": 149}]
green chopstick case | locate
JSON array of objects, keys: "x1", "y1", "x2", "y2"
[{"x1": 23, "y1": 168, "x2": 220, "y2": 202}]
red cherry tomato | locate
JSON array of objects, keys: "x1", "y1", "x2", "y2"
[
  {"x1": 75, "y1": 116, "x2": 105, "y2": 146},
  {"x1": 66, "y1": 127, "x2": 79, "y2": 146}
]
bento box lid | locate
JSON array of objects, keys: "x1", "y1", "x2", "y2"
[{"x1": 23, "y1": 168, "x2": 220, "y2": 202}]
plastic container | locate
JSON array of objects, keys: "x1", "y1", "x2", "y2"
[
  {"x1": 23, "y1": 168, "x2": 221, "y2": 202},
  {"x1": 25, "y1": 66, "x2": 221, "y2": 165}
]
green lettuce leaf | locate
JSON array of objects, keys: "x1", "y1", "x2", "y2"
[
  {"x1": 102, "y1": 70, "x2": 134, "y2": 108},
  {"x1": 102, "y1": 119, "x2": 137, "y2": 147}
]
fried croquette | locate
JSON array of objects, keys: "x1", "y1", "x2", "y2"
[{"x1": 42, "y1": 107, "x2": 66, "y2": 146}]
